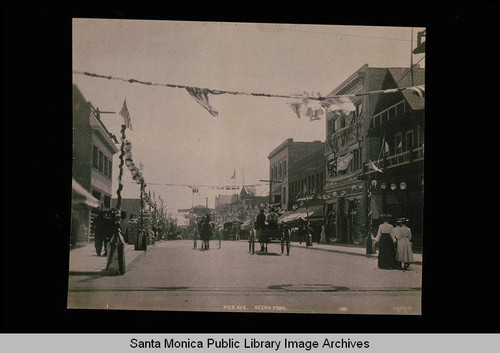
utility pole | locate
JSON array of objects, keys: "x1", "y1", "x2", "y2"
[{"x1": 259, "y1": 179, "x2": 282, "y2": 206}]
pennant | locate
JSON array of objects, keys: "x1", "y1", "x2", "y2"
[
  {"x1": 368, "y1": 159, "x2": 383, "y2": 173},
  {"x1": 289, "y1": 102, "x2": 302, "y2": 119},
  {"x1": 321, "y1": 96, "x2": 356, "y2": 115},
  {"x1": 397, "y1": 140, "x2": 402, "y2": 150},
  {"x1": 230, "y1": 170, "x2": 235, "y2": 179},
  {"x1": 119, "y1": 99, "x2": 133, "y2": 131},
  {"x1": 185, "y1": 87, "x2": 218, "y2": 117},
  {"x1": 385, "y1": 141, "x2": 390, "y2": 154}
]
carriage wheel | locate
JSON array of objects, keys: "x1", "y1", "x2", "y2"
[{"x1": 286, "y1": 241, "x2": 290, "y2": 256}]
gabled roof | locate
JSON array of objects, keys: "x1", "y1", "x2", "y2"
[
  {"x1": 240, "y1": 185, "x2": 256, "y2": 198},
  {"x1": 388, "y1": 67, "x2": 425, "y2": 110}
]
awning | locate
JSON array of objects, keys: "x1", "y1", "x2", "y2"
[
  {"x1": 72, "y1": 178, "x2": 101, "y2": 208},
  {"x1": 280, "y1": 205, "x2": 324, "y2": 223}
]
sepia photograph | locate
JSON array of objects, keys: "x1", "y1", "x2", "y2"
[{"x1": 69, "y1": 18, "x2": 425, "y2": 315}]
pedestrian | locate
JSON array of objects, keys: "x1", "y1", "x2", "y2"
[
  {"x1": 365, "y1": 221, "x2": 375, "y2": 255},
  {"x1": 319, "y1": 224, "x2": 326, "y2": 244},
  {"x1": 371, "y1": 213, "x2": 397, "y2": 269},
  {"x1": 249, "y1": 224, "x2": 256, "y2": 254},
  {"x1": 92, "y1": 209, "x2": 106, "y2": 256},
  {"x1": 395, "y1": 218, "x2": 414, "y2": 270},
  {"x1": 256, "y1": 208, "x2": 266, "y2": 251},
  {"x1": 200, "y1": 214, "x2": 213, "y2": 250},
  {"x1": 306, "y1": 222, "x2": 314, "y2": 247},
  {"x1": 192, "y1": 221, "x2": 199, "y2": 249}
]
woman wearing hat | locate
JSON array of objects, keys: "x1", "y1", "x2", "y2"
[
  {"x1": 395, "y1": 218, "x2": 414, "y2": 270},
  {"x1": 371, "y1": 214, "x2": 397, "y2": 269}
]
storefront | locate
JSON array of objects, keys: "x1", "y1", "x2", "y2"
[{"x1": 323, "y1": 181, "x2": 366, "y2": 245}]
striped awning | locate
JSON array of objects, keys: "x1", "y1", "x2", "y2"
[{"x1": 72, "y1": 179, "x2": 101, "y2": 208}]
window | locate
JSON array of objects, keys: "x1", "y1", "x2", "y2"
[
  {"x1": 93, "y1": 145, "x2": 99, "y2": 168},
  {"x1": 103, "y1": 195, "x2": 111, "y2": 209},
  {"x1": 98, "y1": 150, "x2": 104, "y2": 173},
  {"x1": 395, "y1": 132, "x2": 403, "y2": 153},
  {"x1": 406, "y1": 130, "x2": 414, "y2": 151},
  {"x1": 352, "y1": 149, "x2": 360, "y2": 171},
  {"x1": 283, "y1": 160, "x2": 287, "y2": 177},
  {"x1": 278, "y1": 162, "x2": 282, "y2": 180},
  {"x1": 283, "y1": 187, "x2": 286, "y2": 205},
  {"x1": 103, "y1": 155, "x2": 108, "y2": 176},
  {"x1": 417, "y1": 125, "x2": 424, "y2": 146},
  {"x1": 108, "y1": 159, "x2": 113, "y2": 178}
]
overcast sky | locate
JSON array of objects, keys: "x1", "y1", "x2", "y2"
[{"x1": 72, "y1": 19, "x2": 425, "y2": 222}]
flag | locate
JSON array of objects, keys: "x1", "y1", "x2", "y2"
[
  {"x1": 185, "y1": 87, "x2": 218, "y2": 117},
  {"x1": 119, "y1": 99, "x2": 133, "y2": 131},
  {"x1": 289, "y1": 102, "x2": 302, "y2": 119},
  {"x1": 337, "y1": 153, "x2": 353, "y2": 171},
  {"x1": 397, "y1": 140, "x2": 402, "y2": 150},
  {"x1": 230, "y1": 170, "x2": 235, "y2": 179},
  {"x1": 368, "y1": 159, "x2": 383, "y2": 173},
  {"x1": 321, "y1": 96, "x2": 356, "y2": 115},
  {"x1": 385, "y1": 141, "x2": 390, "y2": 154}
]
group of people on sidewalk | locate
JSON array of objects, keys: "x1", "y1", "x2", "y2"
[{"x1": 368, "y1": 213, "x2": 415, "y2": 270}]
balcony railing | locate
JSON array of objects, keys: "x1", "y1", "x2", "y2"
[
  {"x1": 372, "y1": 100, "x2": 407, "y2": 128},
  {"x1": 366, "y1": 145, "x2": 424, "y2": 171}
]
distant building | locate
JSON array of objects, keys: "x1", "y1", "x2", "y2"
[
  {"x1": 268, "y1": 138, "x2": 325, "y2": 211},
  {"x1": 71, "y1": 84, "x2": 119, "y2": 242}
]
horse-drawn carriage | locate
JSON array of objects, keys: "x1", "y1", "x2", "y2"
[{"x1": 256, "y1": 224, "x2": 291, "y2": 256}]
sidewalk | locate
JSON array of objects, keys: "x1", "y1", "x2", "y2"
[
  {"x1": 289, "y1": 241, "x2": 422, "y2": 265},
  {"x1": 68, "y1": 241, "x2": 149, "y2": 276}
]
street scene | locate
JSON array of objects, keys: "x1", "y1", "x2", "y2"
[
  {"x1": 68, "y1": 240, "x2": 422, "y2": 315},
  {"x1": 70, "y1": 19, "x2": 425, "y2": 315}
]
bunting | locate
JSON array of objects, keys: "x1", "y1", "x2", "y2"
[
  {"x1": 185, "y1": 87, "x2": 218, "y2": 117},
  {"x1": 75, "y1": 70, "x2": 424, "y2": 120}
]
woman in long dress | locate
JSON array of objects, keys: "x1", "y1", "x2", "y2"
[
  {"x1": 395, "y1": 218, "x2": 414, "y2": 270},
  {"x1": 372, "y1": 214, "x2": 396, "y2": 269}
]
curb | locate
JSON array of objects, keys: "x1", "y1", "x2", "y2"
[{"x1": 290, "y1": 243, "x2": 423, "y2": 265}]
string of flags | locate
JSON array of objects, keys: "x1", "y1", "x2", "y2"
[
  {"x1": 132, "y1": 182, "x2": 266, "y2": 191},
  {"x1": 74, "y1": 70, "x2": 424, "y2": 119}
]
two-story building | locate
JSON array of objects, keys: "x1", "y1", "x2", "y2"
[
  {"x1": 72, "y1": 84, "x2": 119, "y2": 243},
  {"x1": 267, "y1": 138, "x2": 325, "y2": 211}
]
